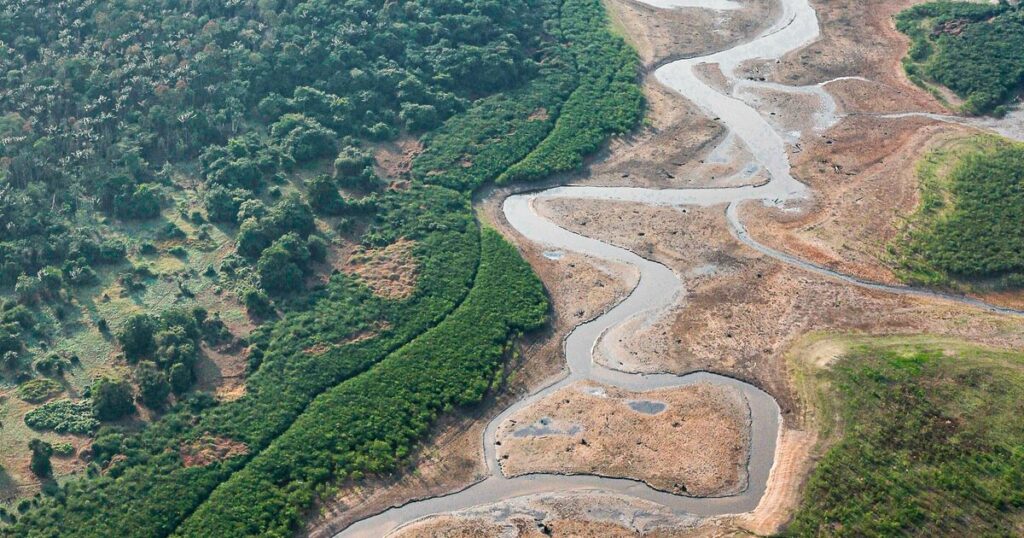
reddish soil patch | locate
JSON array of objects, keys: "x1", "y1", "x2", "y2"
[
  {"x1": 374, "y1": 137, "x2": 423, "y2": 179},
  {"x1": 345, "y1": 238, "x2": 419, "y2": 300},
  {"x1": 750, "y1": 0, "x2": 944, "y2": 114},
  {"x1": 180, "y1": 435, "x2": 248, "y2": 468}
]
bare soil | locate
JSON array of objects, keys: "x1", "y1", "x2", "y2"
[
  {"x1": 495, "y1": 380, "x2": 751, "y2": 497},
  {"x1": 179, "y1": 435, "x2": 248, "y2": 468},
  {"x1": 391, "y1": 492, "x2": 704, "y2": 538},
  {"x1": 742, "y1": 0, "x2": 944, "y2": 114},
  {"x1": 374, "y1": 137, "x2": 424, "y2": 180},
  {"x1": 344, "y1": 238, "x2": 420, "y2": 300},
  {"x1": 306, "y1": 0, "x2": 1024, "y2": 534},
  {"x1": 537, "y1": 198, "x2": 1024, "y2": 418},
  {"x1": 744, "y1": 116, "x2": 964, "y2": 286},
  {"x1": 605, "y1": 0, "x2": 773, "y2": 69}
]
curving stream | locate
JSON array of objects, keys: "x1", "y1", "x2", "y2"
[{"x1": 338, "y1": 0, "x2": 1024, "y2": 535}]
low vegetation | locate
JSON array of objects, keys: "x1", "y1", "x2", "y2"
[
  {"x1": 891, "y1": 134, "x2": 1024, "y2": 289},
  {"x1": 789, "y1": 338, "x2": 1024, "y2": 536},
  {"x1": 14, "y1": 379, "x2": 62, "y2": 404},
  {"x1": 897, "y1": 2, "x2": 1024, "y2": 115},
  {"x1": 23, "y1": 400, "x2": 98, "y2": 435}
]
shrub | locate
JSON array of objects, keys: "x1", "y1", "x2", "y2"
[
  {"x1": 136, "y1": 362, "x2": 170, "y2": 410},
  {"x1": 24, "y1": 399, "x2": 99, "y2": 434}
]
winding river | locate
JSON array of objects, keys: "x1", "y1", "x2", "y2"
[{"x1": 338, "y1": 0, "x2": 1024, "y2": 535}]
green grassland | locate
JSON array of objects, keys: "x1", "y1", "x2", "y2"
[
  {"x1": 788, "y1": 336, "x2": 1024, "y2": 537},
  {"x1": 889, "y1": 134, "x2": 1024, "y2": 290},
  {"x1": 897, "y1": 2, "x2": 1024, "y2": 116}
]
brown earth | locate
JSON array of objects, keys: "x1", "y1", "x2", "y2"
[
  {"x1": 605, "y1": 0, "x2": 773, "y2": 69},
  {"x1": 586, "y1": 0, "x2": 778, "y2": 190},
  {"x1": 179, "y1": 435, "x2": 249, "y2": 468},
  {"x1": 743, "y1": 116, "x2": 964, "y2": 286},
  {"x1": 537, "y1": 198, "x2": 1024, "y2": 417},
  {"x1": 345, "y1": 238, "x2": 420, "y2": 300},
  {"x1": 308, "y1": 0, "x2": 1024, "y2": 534},
  {"x1": 375, "y1": 137, "x2": 424, "y2": 180},
  {"x1": 391, "y1": 492, "x2": 705, "y2": 538},
  {"x1": 495, "y1": 381, "x2": 751, "y2": 497},
  {"x1": 741, "y1": 0, "x2": 944, "y2": 114}
]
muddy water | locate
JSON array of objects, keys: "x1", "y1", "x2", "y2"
[{"x1": 337, "y1": 0, "x2": 1024, "y2": 534}]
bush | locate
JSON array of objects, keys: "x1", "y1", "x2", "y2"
[
  {"x1": 169, "y1": 363, "x2": 192, "y2": 395},
  {"x1": 305, "y1": 175, "x2": 346, "y2": 215},
  {"x1": 136, "y1": 362, "x2": 170, "y2": 410},
  {"x1": 243, "y1": 288, "x2": 274, "y2": 319},
  {"x1": 896, "y1": 3, "x2": 1024, "y2": 115},
  {"x1": 51, "y1": 442, "x2": 74, "y2": 457},
  {"x1": 24, "y1": 399, "x2": 99, "y2": 434}
]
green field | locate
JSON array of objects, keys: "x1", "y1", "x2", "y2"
[
  {"x1": 788, "y1": 337, "x2": 1024, "y2": 537},
  {"x1": 890, "y1": 134, "x2": 1024, "y2": 290}
]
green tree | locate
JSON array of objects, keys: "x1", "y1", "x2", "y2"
[
  {"x1": 91, "y1": 377, "x2": 135, "y2": 421},
  {"x1": 117, "y1": 314, "x2": 156, "y2": 361},
  {"x1": 306, "y1": 175, "x2": 346, "y2": 215},
  {"x1": 28, "y1": 439, "x2": 53, "y2": 478},
  {"x1": 136, "y1": 362, "x2": 170, "y2": 409},
  {"x1": 169, "y1": 362, "x2": 192, "y2": 395}
]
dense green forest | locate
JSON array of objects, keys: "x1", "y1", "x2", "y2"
[
  {"x1": 897, "y1": 1, "x2": 1024, "y2": 115},
  {"x1": 892, "y1": 134, "x2": 1024, "y2": 289},
  {"x1": 788, "y1": 341, "x2": 1024, "y2": 536},
  {"x1": 0, "y1": 0, "x2": 642, "y2": 535}
]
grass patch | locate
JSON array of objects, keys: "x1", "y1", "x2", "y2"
[
  {"x1": 890, "y1": 134, "x2": 1024, "y2": 290},
  {"x1": 14, "y1": 380, "x2": 62, "y2": 404},
  {"x1": 788, "y1": 337, "x2": 1024, "y2": 536}
]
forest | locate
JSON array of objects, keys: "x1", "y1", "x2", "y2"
[
  {"x1": 0, "y1": 0, "x2": 642, "y2": 535},
  {"x1": 897, "y1": 1, "x2": 1024, "y2": 115},
  {"x1": 789, "y1": 342, "x2": 1024, "y2": 536}
]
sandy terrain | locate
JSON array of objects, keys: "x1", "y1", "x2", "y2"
[
  {"x1": 605, "y1": 0, "x2": 773, "y2": 69},
  {"x1": 743, "y1": 116, "x2": 960, "y2": 285},
  {"x1": 391, "y1": 492, "x2": 705, "y2": 538},
  {"x1": 345, "y1": 238, "x2": 421, "y2": 300},
  {"x1": 584, "y1": 0, "x2": 778, "y2": 190},
  {"x1": 495, "y1": 380, "x2": 751, "y2": 497}
]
